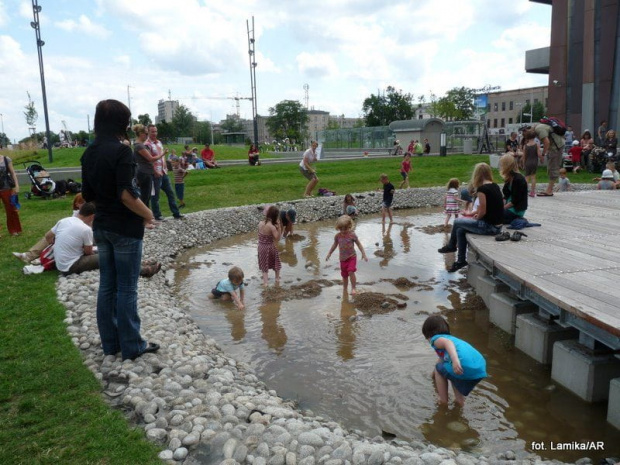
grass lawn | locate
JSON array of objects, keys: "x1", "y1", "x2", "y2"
[{"x1": 0, "y1": 153, "x2": 598, "y2": 464}]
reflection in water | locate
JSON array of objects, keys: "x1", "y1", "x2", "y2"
[
  {"x1": 419, "y1": 405, "x2": 481, "y2": 452},
  {"x1": 376, "y1": 223, "x2": 395, "y2": 267},
  {"x1": 334, "y1": 291, "x2": 358, "y2": 361},
  {"x1": 224, "y1": 306, "x2": 246, "y2": 341},
  {"x1": 301, "y1": 230, "x2": 320, "y2": 275},
  {"x1": 175, "y1": 210, "x2": 620, "y2": 463},
  {"x1": 259, "y1": 298, "x2": 287, "y2": 355}
]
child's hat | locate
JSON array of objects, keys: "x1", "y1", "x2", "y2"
[
  {"x1": 572, "y1": 140, "x2": 580, "y2": 146},
  {"x1": 602, "y1": 169, "x2": 614, "y2": 179}
]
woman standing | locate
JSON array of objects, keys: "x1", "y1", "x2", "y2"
[
  {"x1": 81, "y1": 99, "x2": 159, "y2": 361},
  {"x1": 438, "y1": 163, "x2": 504, "y2": 272},
  {"x1": 0, "y1": 153, "x2": 21, "y2": 236},
  {"x1": 132, "y1": 123, "x2": 164, "y2": 206},
  {"x1": 499, "y1": 154, "x2": 528, "y2": 224}
]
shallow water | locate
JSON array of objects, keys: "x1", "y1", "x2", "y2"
[{"x1": 171, "y1": 209, "x2": 619, "y2": 462}]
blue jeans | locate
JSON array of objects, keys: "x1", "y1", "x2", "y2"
[
  {"x1": 94, "y1": 229, "x2": 145, "y2": 360},
  {"x1": 448, "y1": 218, "x2": 501, "y2": 262},
  {"x1": 151, "y1": 174, "x2": 180, "y2": 219},
  {"x1": 175, "y1": 183, "x2": 184, "y2": 202}
]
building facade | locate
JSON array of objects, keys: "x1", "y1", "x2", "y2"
[
  {"x1": 484, "y1": 86, "x2": 549, "y2": 134},
  {"x1": 526, "y1": 0, "x2": 620, "y2": 135},
  {"x1": 156, "y1": 99, "x2": 179, "y2": 124},
  {"x1": 307, "y1": 109, "x2": 330, "y2": 134}
]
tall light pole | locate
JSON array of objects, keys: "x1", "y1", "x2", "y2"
[
  {"x1": 31, "y1": 0, "x2": 53, "y2": 163},
  {"x1": 0, "y1": 113, "x2": 4, "y2": 146},
  {"x1": 127, "y1": 85, "x2": 134, "y2": 120},
  {"x1": 247, "y1": 16, "x2": 258, "y2": 148}
]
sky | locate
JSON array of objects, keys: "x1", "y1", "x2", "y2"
[{"x1": 0, "y1": 0, "x2": 552, "y2": 142}]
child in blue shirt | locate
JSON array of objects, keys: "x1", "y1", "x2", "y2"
[
  {"x1": 422, "y1": 315, "x2": 487, "y2": 406},
  {"x1": 209, "y1": 266, "x2": 245, "y2": 310}
]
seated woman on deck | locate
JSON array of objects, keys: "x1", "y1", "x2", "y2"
[
  {"x1": 498, "y1": 154, "x2": 528, "y2": 225},
  {"x1": 437, "y1": 163, "x2": 504, "y2": 273}
]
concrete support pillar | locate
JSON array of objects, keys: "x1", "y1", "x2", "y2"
[
  {"x1": 488, "y1": 293, "x2": 538, "y2": 335},
  {"x1": 608, "y1": 378, "x2": 620, "y2": 430},
  {"x1": 473, "y1": 275, "x2": 509, "y2": 309},
  {"x1": 514, "y1": 313, "x2": 578, "y2": 364},
  {"x1": 551, "y1": 340, "x2": 620, "y2": 402}
]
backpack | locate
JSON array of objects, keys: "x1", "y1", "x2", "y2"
[
  {"x1": 539, "y1": 116, "x2": 567, "y2": 136},
  {"x1": 40, "y1": 244, "x2": 56, "y2": 271}
]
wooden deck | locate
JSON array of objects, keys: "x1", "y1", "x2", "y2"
[{"x1": 467, "y1": 190, "x2": 620, "y2": 345}]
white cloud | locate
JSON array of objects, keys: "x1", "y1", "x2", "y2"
[
  {"x1": 296, "y1": 52, "x2": 339, "y2": 79},
  {"x1": 55, "y1": 15, "x2": 110, "y2": 39},
  {"x1": 0, "y1": 1, "x2": 8, "y2": 27}
]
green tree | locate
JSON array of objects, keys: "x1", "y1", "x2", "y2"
[
  {"x1": 137, "y1": 114, "x2": 152, "y2": 126},
  {"x1": 194, "y1": 121, "x2": 212, "y2": 144},
  {"x1": 435, "y1": 96, "x2": 458, "y2": 121},
  {"x1": 172, "y1": 104, "x2": 195, "y2": 137},
  {"x1": 220, "y1": 114, "x2": 244, "y2": 133},
  {"x1": 266, "y1": 100, "x2": 309, "y2": 142},
  {"x1": 444, "y1": 86, "x2": 476, "y2": 120},
  {"x1": 517, "y1": 101, "x2": 545, "y2": 124},
  {"x1": 156, "y1": 121, "x2": 174, "y2": 143},
  {"x1": 428, "y1": 92, "x2": 439, "y2": 118},
  {"x1": 0, "y1": 132, "x2": 9, "y2": 147},
  {"x1": 361, "y1": 86, "x2": 415, "y2": 126},
  {"x1": 24, "y1": 91, "x2": 38, "y2": 128},
  {"x1": 326, "y1": 119, "x2": 340, "y2": 130}
]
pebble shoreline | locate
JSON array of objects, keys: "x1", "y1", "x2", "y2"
[{"x1": 57, "y1": 185, "x2": 597, "y2": 465}]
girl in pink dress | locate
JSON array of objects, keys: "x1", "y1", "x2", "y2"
[
  {"x1": 258, "y1": 206, "x2": 282, "y2": 285},
  {"x1": 325, "y1": 215, "x2": 368, "y2": 295},
  {"x1": 444, "y1": 178, "x2": 460, "y2": 227}
]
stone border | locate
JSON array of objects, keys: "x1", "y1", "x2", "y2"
[{"x1": 57, "y1": 187, "x2": 582, "y2": 464}]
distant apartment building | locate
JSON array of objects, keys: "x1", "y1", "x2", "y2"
[
  {"x1": 240, "y1": 115, "x2": 270, "y2": 143},
  {"x1": 484, "y1": 86, "x2": 548, "y2": 133},
  {"x1": 156, "y1": 99, "x2": 179, "y2": 124},
  {"x1": 307, "y1": 109, "x2": 330, "y2": 133}
]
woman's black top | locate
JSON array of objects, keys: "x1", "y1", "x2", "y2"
[
  {"x1": 81, "y1": 135, "x2": 145, "y2": 239},
  {"x1": 476, "y1": 183, "x2": 504, "y2": 225},
  {"x1": 502, "y1": 172, "x2": 528, "y2": 213}
]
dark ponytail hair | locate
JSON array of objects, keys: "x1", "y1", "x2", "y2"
[{"x1": 94, "y1": 99, "x2": 131, "y2": 139}]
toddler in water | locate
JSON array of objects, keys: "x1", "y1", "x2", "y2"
[
  {"x1": 209, "y1": 266, "x2": 245, "y2": 310},
  {"x1": 444, "y1": 178, "x2": 460, "y2": 227},
  {"x1": 325, "y1": 215, "x2": 368, "y2": 295},
  {"x1": 379, "y1": 174, "x2": 395, "y2": 223},
  {"x1": 422, "y1": 315, "x2": 487, "y2": 406},
  {"x1": 258, "y1": 205, "x2": 282, "y2": 285}
]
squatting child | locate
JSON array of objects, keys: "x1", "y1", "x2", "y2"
[
  {"x1": 343, "y1": 194, "x2": 358, "y2": 217},
  {"x1": 422, "y1": 314, "x2": 487, "y2": 406},
  {"x1": 444, "y1": 178, "x2": 460, "y2": 227},
  {"x1": 209, "y1": 266, "x2": 245, "y2": 310},
  {"x1": 379, "y1": 173, "x2": 395, "y2": 223},
  {"x1": 555, "y1": 168, "x2": 572, "y2": 192},
  {"x1": 325, "y1": 215, "x2": 368, "y2": 295}
]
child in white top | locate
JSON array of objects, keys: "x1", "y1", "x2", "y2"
[{"x1": 444, "y1": 178, "x2": 460, "y2": 227}]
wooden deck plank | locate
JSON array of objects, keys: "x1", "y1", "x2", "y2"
[{"x1": 467, "y1": 191, "x2": 620, "y2": 338}]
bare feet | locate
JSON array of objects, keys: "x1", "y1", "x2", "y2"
[{"x1": 351, "y1": 288, "x2": 357, "y2": 296}]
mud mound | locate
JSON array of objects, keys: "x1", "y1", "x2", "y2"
[
  {"x1": 417, "y1": 225, "x2": 451, "y2": 235},
  {"x1": 261, "y1": 279, "x2": 333, "y2": 302},
  {"x1": 381, "y1": 277, "x2": 435, "y2": 292},
  {"x1": 352, "y1": 292, "x2": 407, "y2": 315},
  {"x1": 286, "y1": 233, "x2": 305, "y2": 241}
]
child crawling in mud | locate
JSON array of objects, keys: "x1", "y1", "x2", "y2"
[
  {"x1": 422, "y1": 315, "x2": 487, "y2": 406},
  {"x1": 209, "y1": 266, "x2": 245, "y2": 310},
  {"x1": 325, "y1": 215, "x2": 368, "y2": 295}
]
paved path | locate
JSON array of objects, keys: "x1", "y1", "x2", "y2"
[{"x1": 467, "y1": 190, "x2": 620, "y2": 345}]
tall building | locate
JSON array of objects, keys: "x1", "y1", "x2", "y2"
[
  {"x1": 307, "y1": 109, "x2": 330, "y2": 133},
  {"x1": 156, "y1": 99, "x2": 179, "y2": 124},
  {"x1": 526, "y1": 0, "x2": 620, "y2": 134},
  {"x1": 240, "y1": 116, "x2": 270, "y2": 143}
]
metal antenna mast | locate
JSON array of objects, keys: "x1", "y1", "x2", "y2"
[
  {"x1": 246, "y1": 16, "x2": 258, "y2": 148},
  {"x1": 304, "y1": 83, "x2": 309, "y2": 109}
]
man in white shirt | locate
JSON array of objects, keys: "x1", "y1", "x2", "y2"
[
  {"x1": 299, "y1": 141, "x2": 319, "y2": 197},
  {"x1": 45, "y1": 202, "x2": 98, "y2": 274}
]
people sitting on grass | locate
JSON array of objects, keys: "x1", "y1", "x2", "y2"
[{"x1": 201, "y1": 143, "x2": 219, "y2": 168}]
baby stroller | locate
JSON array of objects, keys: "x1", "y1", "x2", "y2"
[{"x1": 23, "y1": 160, "x2": 56, "y2": 199}]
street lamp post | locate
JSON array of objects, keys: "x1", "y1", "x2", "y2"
[
  {"x1": 0, "y1": 113, "x2": 4, "y2": 146},
  {"x1": 30, "y1": 0, "x2": 53, "y2": 163}
]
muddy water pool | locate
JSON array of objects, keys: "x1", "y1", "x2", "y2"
[{"x1": 170, "y1": 209, "x2": 619, "y2": 462}]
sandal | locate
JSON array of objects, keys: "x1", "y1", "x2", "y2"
[
  {"x1": 495, "y1": 231, "x2": 511, "y2": 241},
  {"x1": 510, "y1": 231, "x2": 528, "y2": 242}
]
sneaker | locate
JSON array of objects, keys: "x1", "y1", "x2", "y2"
[
  {"x1": 23, "y1": 265, "x2": 45, "y2": 275},
  {"x1": 154, "y1": 216, "x2": 165, "y2": 221},
  {"x1": 173, "y1": 214, "x2": 185, "y2": 220},
  {"x1": 448, "y1": 261, "x2": 468, "y2": 272},
  {"x1": 12, "y1": 252, "x2": 30, "y2": 263},
  {"x1": 495, "y1": 231, "x2": 511, "y2": 241},
  {"x1": 438, "y1": 245, "x2": 457, "y2": 253}
]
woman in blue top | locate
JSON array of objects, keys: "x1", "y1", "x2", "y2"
[{"x1": 422, "y1": 315, "x2": 487, "y2": 406}]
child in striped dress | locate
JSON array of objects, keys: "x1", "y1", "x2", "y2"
[
  {"x1": 258, "y1": 206, "x2": 282, "y2": 285},
  {"x1": 444, "y1": 178, "x2": 460, "y2": 227}
]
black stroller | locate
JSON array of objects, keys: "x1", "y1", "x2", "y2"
[{"x1": 23, "y1": 160, "x2": 56, "y2": 199}]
